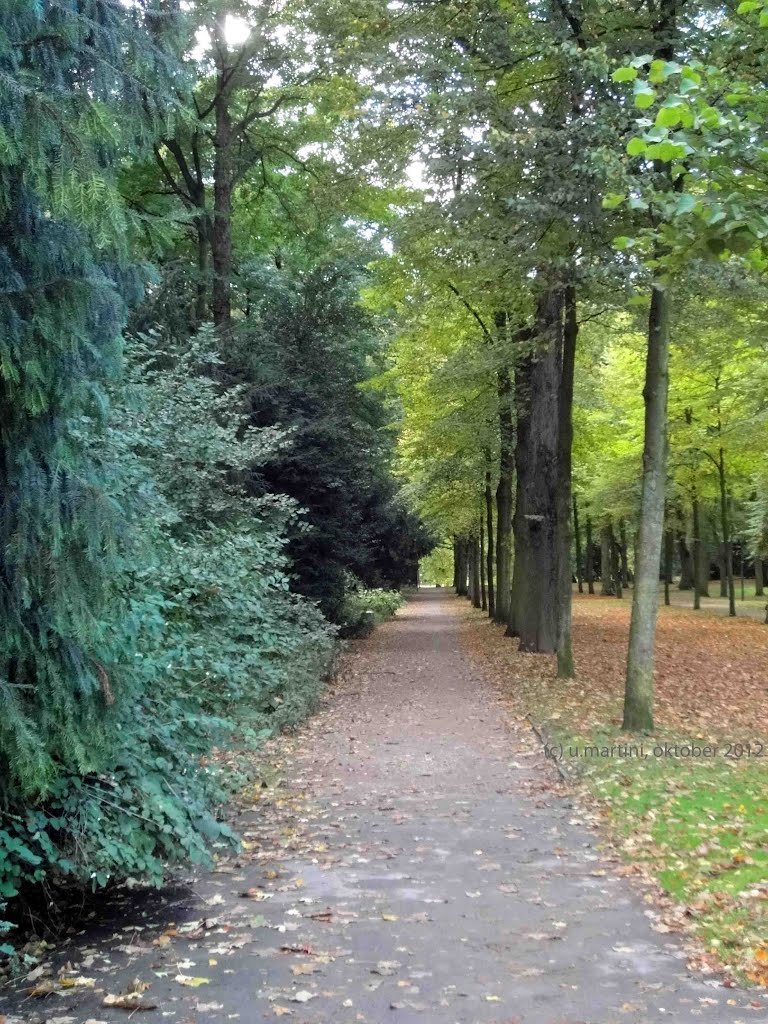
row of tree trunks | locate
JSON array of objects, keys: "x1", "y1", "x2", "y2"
[{"x1": 453, "y1": 539, "x2": 469, "y2": 596}]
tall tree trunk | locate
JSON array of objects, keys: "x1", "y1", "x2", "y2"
[
  {"x1": 663, "y1": 526, "x2": 673, "y2": 606},
  {"x1": 585, "y1": 514, "x2": 595, "y2": 594},
  {"x1": 610, "y1": 524, "x2": 623, "y2": 599},
  {"x1": 619, "y1": 519, "x2": 630, "y2": 586},
  {"x1": 212, "y1": 72, "x2": 234, "y2": 334},
  {"x1": 692, "y1": 491, "x2": 702, "y2": 610},
  {"x1": 718, "y1": 544, "x2": 728, "y2": 597},
  {"x1": 718, "y1": 449, "x2": 736, "y2": 616},
  {"x1": 485, "y1": 464, "x2": 496, "y2": 618},
  {"x1": 756, "y1": 555, "x2": 764, "y2": 597},
  {"x1": 624, "y1": 280, "x2": 670, "y2": 732},
  {"x1": 453, "y1": 540, "x2": 460, "y2": 592},
  {"x1": 507, "y1": 290, "x2": 562, "y2": 654},
  {"x1": 456, "y1": 538, "x2": 469, "y2": 597},
  {"x1": 556, "y1": 284, "x2": 576, "y2": 678},
  {"x1": 495, "y1": 314, "x2": 514, "y2": 625},
  {"x1": 479, "y1": 517, "x2": 487, "y2": 611},
  {"x1": 471, "y1": 536, "x2": 481, "y2": 608},
  {"x1": 678, "y1": 532, "x2": 693, "y2": 589},
  {"x1": 573, "y1": 494, "x2": 584, "y2": 594},
  {"x1": 600, "y1": 525, "x2": 614, "y2": 596},
  {"x1": 195, "y1": 216, "x2": 211, "y2": 325}
]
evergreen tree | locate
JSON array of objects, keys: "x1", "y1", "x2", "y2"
[{"x1": 0, "y1": 0, "x2": 177, "y2": 796}]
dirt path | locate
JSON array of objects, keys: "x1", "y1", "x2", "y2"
[{"x1": 4, "y1": 592, "x2": 761, "y2": 1024}]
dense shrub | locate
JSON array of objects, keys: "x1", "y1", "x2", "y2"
[
  {"x1": 0, "y1": 329, "x2": 335, "y2": 947},
  {"x1": 340, "y1": 572, "x2": 404, "y2": 635}
]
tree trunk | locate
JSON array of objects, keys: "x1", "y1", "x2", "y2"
[
  {"x1": 507, "y1": 290, "x2": 562, "y2": 654},
  {"x1": 485, "y1": 464, "x2": 495, "y2": 618},
  {"x1": 718, "y1": 543, "x2": 728, "y2": 597},
  {"x1": 718, "y1": 449, "x2": 736, "y2": 616},
  {"x1": 452, "y1": 540, "x2": 459, "y2": 592},
  {"x1": 585, "y1": 514, "x2": 595, "y2": 594},
  {"x1": 678, "y1": 533, "x2": 693, "y2": 590},
  {"x1": 624, "y1": 280, "x2": 670, "y2": 732},
  {"x1": 456, "y1": 538, "x2": 469, "y2": 597},
  {"x1": 573, "y1": 494, "x2": 583, "y2": 594},
  {"x1": 610, "y1": 524, "x2": 623, "y2": 599},
  {"x1": 556, "y1": 285, "x2": 576, "y2": 678},
  {"x1": 756, "y1": 555, "x2": 764, "y2": 597},
  {"x1": 471, "y1": 535, "x2": 481, "y2": 608},
  {"x1": 663, "y1": 526, "x2": 673, "y2": 606},
  {"x1": 600, "y1": 525, "x2": 614, "y2": 596},
  {"x1": 212, "y1": 72, "x2": 234, "y2": 334},
  {"x1": 692, "y1": 491, "x2": 702, "y2": 610},
  {"x1": 495, "y1": 316, "x2": 514, "y2": 625},
  {"x1": 195, "y1": 216, "x2": 211, "y2": 326},
  {"x1": 479, "y1": 518, "x2": 487, "y2": 611},
  {"x1": 619, "y1": 519, "x2": 630, "y2": 586}
]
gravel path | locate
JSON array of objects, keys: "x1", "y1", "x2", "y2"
[{"x1": 3, "y1": 591, "x2": 762, "y2": 1024}]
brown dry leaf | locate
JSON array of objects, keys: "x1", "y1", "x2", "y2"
[
  {"x1": 29, "y1": 980, "x2": 58, "y2": 997},
  {"x1": 291, "y1": 963, "x2": 318, "y2": 976},
  {"x1": 102, "y1": 993, "x2": 158, "y2": 1011}
]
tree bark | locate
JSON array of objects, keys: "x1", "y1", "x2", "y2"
[
  {"x1": 619, "y1": 519, "x2": 630, "y2": 586},
  {"x1": 678, "y1": 533, "x2": 693, "y2": 589},
  {"x1": 495, "y1": 314, "x2": 514, "y2": 625},
  {"x1": 624, "y1": 280, "x2": 670, "y2": 732},
  {"x1": 471, "y1": 535, "x2": 481, "y2": 608},
  {"x1": 600, "y1": 525, "x2": 614, "y2": 596},
  {"x1": 507, "y1": 289, "x2": 562, "y2": 654},
  {"x1": 485, "y1": 464, "x2": 495, "y2": 618},
  {"x1": 718, "y1": 449, "x2": 736, "y2": 616},
  {"x1": 195, "y1": 220, "x2": 210, "y2": 324},
  {"x1": 456, "y1": 538, "x2": 469, "y2": 597},
  {"x1": 718, "y1": 544, "x2": 728, "y2": 597},
  {"x1": 556, "y1": 284, "x2": 576, "y2": 678},
  {"x1": 479, "y1": 518, "x2": 487, "y2": 611},
  {"x1": 756, "y1": 555, "x2": 764, "y2": 597},
  {"x1": 585, "y1": 514, "x2": 595, "y2": 594},
  {"x1": 610, "y1": 524, "x2": 623, "y2": 599},
  {"x1": 573, "y1": 494, "x2": 583, "y2": 594},
  {"x1": 663, "y1": 526, "x2": 673, "y2": 606},
  {"x1": 692, "y1": 491, "x2": 702, "y2": 610}
]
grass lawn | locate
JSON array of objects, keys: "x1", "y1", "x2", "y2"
[{"x1": 463, "y1": 593, "x2": 768, "y2": 986}]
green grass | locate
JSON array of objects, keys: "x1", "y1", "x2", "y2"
[{"x1": 557, "y1": 730, "x2": 768, "y2": 981}]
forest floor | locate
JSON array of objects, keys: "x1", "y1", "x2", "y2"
[{"x1": 3, "y1": 591, "x2": 765, "y2": 1024}]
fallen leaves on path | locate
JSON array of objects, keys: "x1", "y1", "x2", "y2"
[{"x1": 460, "y1": 594, "x2": 768, "y2": 987}]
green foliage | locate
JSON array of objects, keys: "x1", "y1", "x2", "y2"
[
  {"x1": 340, "y1": 573, "x2": 404, "y2": 634},
  {"x1": 111, "y1": 328, "x2": 337, "y2": 730},
  {"x1": 0, "y1": 323, "x2": 337, "y2": 939},
  {"x1": 231, "y1": 258, "x2": 431, "y2": 620}
]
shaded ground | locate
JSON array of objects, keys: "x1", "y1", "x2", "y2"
[{"x1": 2, "y1": 592, "x2": 764, "y2": 1024}]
